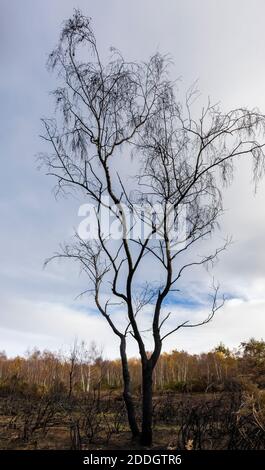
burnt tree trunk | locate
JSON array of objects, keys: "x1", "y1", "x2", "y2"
[
  {"x1": 140, "y1": 361, "x2": 153, "y2": 446},
  {"x1": 120, "y1": 336, "x2": 140, "y2": 438}
]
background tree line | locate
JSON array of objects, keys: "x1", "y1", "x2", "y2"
[{"x1": 0, "y1": 338, "x2": 264, "y2": 398}]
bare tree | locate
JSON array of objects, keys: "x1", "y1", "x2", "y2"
[
  {"x1": 41, "y1": 10, "x2": 265, "y2": 445},
  {"x1": 68, "y1": 339, "x2": 78, "y2": 399}
]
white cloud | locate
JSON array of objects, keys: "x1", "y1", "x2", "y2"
[
  {"x1": 2, "y1": 294, "x2": 265, "y2": 359},
  {"x1": 0, "y1": 297, "x2": 119, "y2": 358},
  {"x1": 162, "y1": 298, "x2": 265, "y2": 353}
]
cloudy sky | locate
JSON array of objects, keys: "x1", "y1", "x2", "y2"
[{"x1": 1, "y1": 0, "x2": 265, "y2": 359}]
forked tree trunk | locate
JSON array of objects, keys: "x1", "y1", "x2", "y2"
[
  {"x1": 140, "y1": 362, "x2": 153, "y2": 446},
  {"x1": 120, "y1": 337, "x2": 140, "y2": 438}
]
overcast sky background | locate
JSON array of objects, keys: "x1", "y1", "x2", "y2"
[{"x1": 1, "y1": 0, "x2": 265, "y2": 359}]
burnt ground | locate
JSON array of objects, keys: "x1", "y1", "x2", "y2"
[{"x1": 0, "y1": 392, "x2": 264, "y2": 450}]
